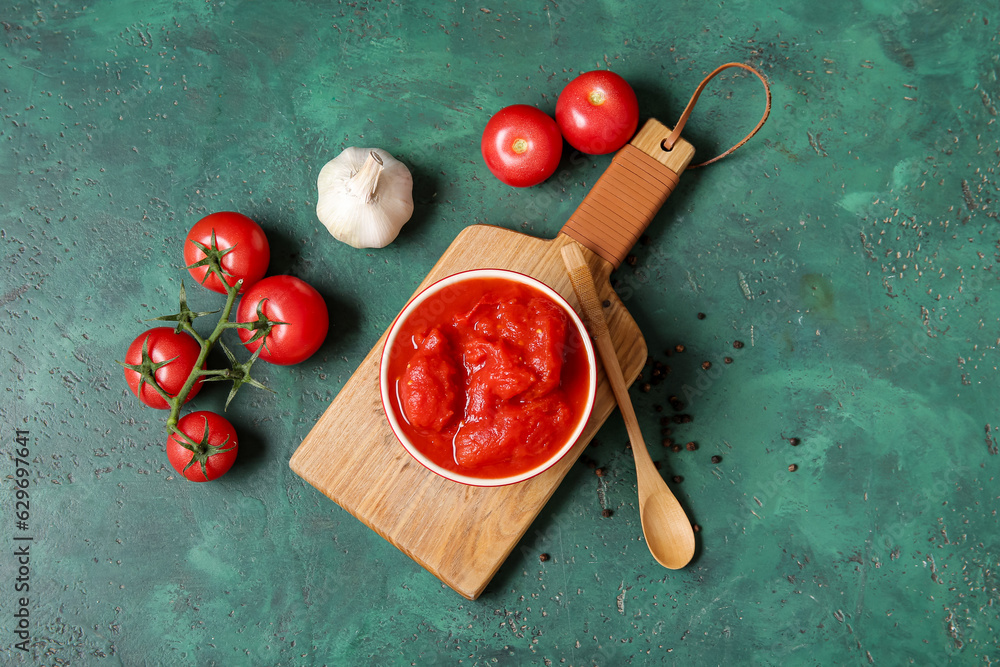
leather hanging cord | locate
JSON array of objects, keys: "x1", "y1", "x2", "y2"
[{"x1": 661, "y1": 62, "x2": 772, "y2": 169}]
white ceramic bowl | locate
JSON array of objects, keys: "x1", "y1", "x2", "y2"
[{"x1": 379, "y1": 268, "x2": 597, "y2": 487}]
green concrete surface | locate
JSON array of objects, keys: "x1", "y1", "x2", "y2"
[{"x1": 2, "y1": 0, "x2": 998, "y2": 664}]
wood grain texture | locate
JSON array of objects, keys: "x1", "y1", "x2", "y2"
[
  {"x1": 289, "y1": 229, "x2": 646, "y2": 599},
  {"x1": 630, "y1": 118, "x2": 696, "y2": 171}
]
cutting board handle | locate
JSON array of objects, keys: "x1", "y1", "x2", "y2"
[{"x1": 558, "y1": 118, "x2": 695, "y2": 269}]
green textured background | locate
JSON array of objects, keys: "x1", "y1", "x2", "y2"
[{"x1": 2, "y1": 0, "x2": 998, "y2": 664}]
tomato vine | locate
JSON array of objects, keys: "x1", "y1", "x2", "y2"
[{"x1": 119, "y1": 233, "x2": 283, "y2": 442}]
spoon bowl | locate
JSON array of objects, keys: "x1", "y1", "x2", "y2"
[{"x1": 638, "y1": 469, "x2": 696, "y2": 569}]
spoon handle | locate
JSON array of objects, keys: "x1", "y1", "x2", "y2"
[{"x1": 560, "y1": 244, "x2": 652, "y2": 466}]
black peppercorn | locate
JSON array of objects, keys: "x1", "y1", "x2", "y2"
[
  {"x1": 697, "y1": 312, "x2": 706, "y2": 320},
  {"x1": 539, "y1": 553, "x2": 550, "y2": 562},
  {"x1": 711, "y1": 455, "x2": 722, "y2": 464},
  {"x1": 733, "y1": 340, "x2": 745, "y2": 349},
  {"x1": 686, "y1": 441, "x2": 698, "y2": 451},
  {"x1": 788, "y1": 464, "x2": 798, "y2": 472},
  {"x1": 672, "y1": 475, "x2": 684, "y2": 484},
  {"x1": 701, "y1": 361, "x2": 712, "y2": 370},
  {"x1": 724, "y1": 357, "x2": 733, "y2": 364},
  {"x1": 789, "y1": 437, "x2": 801, "y2": 446},
  {"x1": 601, "y1": 509, "x2": 613, "y2": 518}
]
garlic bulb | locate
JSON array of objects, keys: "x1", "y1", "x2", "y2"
[{"x1": 316, "y1": 147, "x2": 414, "y2": 248}]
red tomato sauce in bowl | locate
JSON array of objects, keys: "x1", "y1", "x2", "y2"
[{"x1": 380, "y1": 270, "x2": 596, "y2": 486}]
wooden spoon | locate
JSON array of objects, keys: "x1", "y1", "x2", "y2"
[{"x1": 562, "y1": 244, "x2": 696, "y2": 569}]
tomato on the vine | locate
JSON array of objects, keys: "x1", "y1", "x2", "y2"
[
  {"x1": 123, "y1": 327, "x2": 205, "y2": 409},
  {"x1": 236, "y1": 275, "x2": 329, "y2": 365},
  {"x1": 167, "y1": 411, "x2": 238, "y2": 482},
  {"x1": 184, "y1": 211, "x2": 270, "y2": 294},
  {"x1": 555, "y1": 71, "x2": 639, "y2": 155},
  {"x1": 481, "y1": 104, "x2": 562, "y2": 187}
]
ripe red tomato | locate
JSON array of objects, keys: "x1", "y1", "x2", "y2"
[
  {"x1": 555, "y1": 71, "x2": 639, "y2": 155},
  {"x1": 481, "y1": 104, "x2": 562, "y2": 187},
  {"x1": 184, "y1": 211, "x2": 270, "y2": 294},
  {"x1": 167, "y1": 411, "x2": 238, "y2": 482},
  {"x1": 236, "y1": 275, "x2": 329, "y2": 365},
  {"x1": 123, "y1": 327, "x2": 205, "y2": 409}
]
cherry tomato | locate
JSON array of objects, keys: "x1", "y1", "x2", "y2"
[
  {"x1": 481, "y1": 104, "x2": 562, "y2": 187},
  {"x1": 184, "y1": 211, "x2": 270, "y2": 294},
  {"x1": 236, "y1": 275, "x2": 329, "y2": 365},
  {"x1": 555, "y1": 71, "x2": 639, "y2": 155},
  {"x1": 167, "y1": 411, "x2": 238, "y2": 482},
  {"x1": 123, "y1": 327, "x2": 205, "y2": 409}
]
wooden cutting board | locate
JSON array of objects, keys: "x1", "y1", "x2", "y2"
[{"x1": 290, "y1": 119, "x2": 695, "y2": 599}]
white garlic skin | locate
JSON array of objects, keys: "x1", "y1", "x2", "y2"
[{"x1": 316, "y1": 147, "x2": 415, "y2": 249}]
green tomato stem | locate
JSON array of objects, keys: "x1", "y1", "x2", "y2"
[
  {"x1": 165, "y1": 276, "x2": 242, "y2": 432},
  {"x1": 145, "y1": 372, "x2": 177, "y2": 404},
  {"x1": 185, "y1": 325, "x2": 207, "y2": 347},
  {"x1": 195, "y1": 368, "x2": 231, "y2": 377}
]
